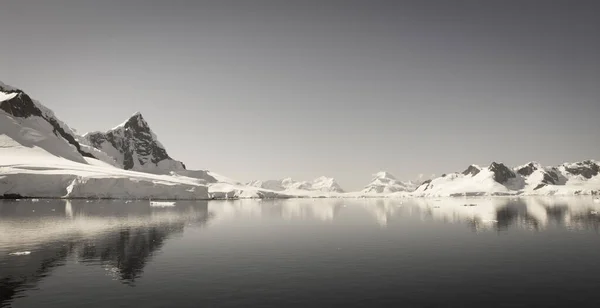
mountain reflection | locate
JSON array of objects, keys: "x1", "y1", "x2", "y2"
[
  {"x1": 0, "y1": 200, "x2": 210, "y2": 306},
  {"x1": 207, "y1": 197, "x2": 600, "y2": 231},
  {"x1": 1, "y1": 197, "x2": 599, "y2": 306}
]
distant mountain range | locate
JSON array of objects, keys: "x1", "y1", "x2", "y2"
[
  {"x1": 1, "y1": 81, "x2": 598, "y2": 199},
  {"x1": 247, "y1": 177, "x2": 345, "y2": 193}
]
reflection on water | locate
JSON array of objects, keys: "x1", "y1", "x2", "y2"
[
  {"x1": 0, "y1": 200, "x2": 210, "y2": 306},
  {"x1": 207, "y1": 197, "x2": 600, "y2": 231},
  {"x1": 1, "y1": 197, "x2": 599, "y2": 307}
]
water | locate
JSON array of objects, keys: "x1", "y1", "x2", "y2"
[{"x1": 1, "y1": 197, "x2": 600, "y2": 307}]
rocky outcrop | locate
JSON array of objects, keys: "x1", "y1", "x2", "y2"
[
  {"x1": 83, "y1": 113, "x2": 185, "y2": 172},
  {"x1": 563, "y1": 160, "x2": 599, "y2": 179},
  {"x1": 489, "y1": 162, "x2": 516, "y2": 184},
  {"x1": 462, "y1": 165, "x2": 481, "y2": 176}
]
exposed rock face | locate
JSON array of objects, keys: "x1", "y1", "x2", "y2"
[
  {"x1": 542, "y1": 169, "x2": 560, "y2": 185},
  {"x1": 417, "y1": 179, "x2": 433, "y2": 191},
  {"x1": 462, "y1": 165, "x2": 481, "y2": 176},
  {"x1": 0, "y1": 84, "x2": 94, "y2": 158},
  {"x1": 516, "y1": 163, "x2": 537, "y2": 177},
  {"x1": 83, "y1": 113, "x2": 185, "y2": 172},
  {"x1": 489, "y1": 162, "x2": 516, "y2": 184},
  {"x1": 563, "y1": 160, "x2": 600, "y2": 179}
]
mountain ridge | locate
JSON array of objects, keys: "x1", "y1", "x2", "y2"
[{"x1": 1, "y1": 80, "x2": 599, "y2": 199}]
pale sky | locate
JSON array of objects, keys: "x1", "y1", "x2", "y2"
[{"x1": 1, "y1": 0, "x2": 599, "y2": 190}]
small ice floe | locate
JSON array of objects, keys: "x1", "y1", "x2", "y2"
[
  {"x1": 9, "y1": 251, "x2": 31, "y2": 256},
  {"x1": 150, "y1": 201, "x2": 176, "y2": 207},
  {"x1": 591, "y1": 211, "x2": 598, "y2": 215},
  {"x1": 482, "y1": 220, "x2": 499, "y2": 223},
  {"x1": 593, "y1": 198, "x2": 600, "y2": 204},
  {"x1": 31, "y1": 199, "x2": 40, "y2": 202}
]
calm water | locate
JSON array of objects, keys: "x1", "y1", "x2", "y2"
[{"x1": 1, "y1": 197, "x2": 600, "y2": 307}]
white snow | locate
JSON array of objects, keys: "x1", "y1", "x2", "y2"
[
  {"x1": 411, "y1": 169, "x2": 514, "y2": 197},
  {"x1": 0, "y1": 91, "x2": 17, "y2": 102}
]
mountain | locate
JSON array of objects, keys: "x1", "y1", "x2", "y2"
[
  {"x1": 81, "y1": 113, "x2": 186, "y2": 174},
  {"x1": 412, "y1": 161, "x2": 600, "y2": 197},
  {"x1": 1, "y1": 81, "x2": 598, "y2": 199},
  {"x1": 361, "y1": 171, "x2": 417, "y2": 194},
  {"x1": 247, "y1": 176, "x2": 345, "y2": 193},
  {"x1": 0, "y1": 81, "x2": 209, "y2": 199}
]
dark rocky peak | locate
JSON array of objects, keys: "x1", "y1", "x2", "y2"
[
  {"x1": 122, "y1": 112, "x2": 150, "y2": 131},
  {"x1": 0, "y1": 82, "x2": 94, "y2": 158},
  {"x1": 0, "y1": 90, "x2": 36, "y2": 118},
  {"x1": 85, "y1": 112, "x2": 185, "y2": 171},
  {"x1": 563, "y1": 160, "x2": 599, "y2": 179},
  {"x1": 516, "y1": 162, "x2": 541, "y2": 177},
  {"x1": 489, "y1": 162, "x2": 516, "y2": 184},
  {"x1": 462, "y1": 165, "x2": 481, "y2": 176}
]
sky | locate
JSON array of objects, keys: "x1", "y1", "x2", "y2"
[{"x1": 1, "y1": 0, "x2": 599, "y2": 190}]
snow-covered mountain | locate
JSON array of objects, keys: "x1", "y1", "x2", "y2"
[
  {"x1": 247, "y1": 176, "x2": 345, "y2": 193},
  {"x1": 361, "y1": 171, "x2": 417, "y2": 194},
  {"x1": 411, "y1": 161, "x2": 600, "y2": 197},
  {"x1": 0, "y1": 81, "x2": 209, "y2": 199},
  {"x1": 311, "y1": 176, "x2": 345, "y2": 193},
  {"x1": 81, "y1": 113, "x2": 186, "y2": 174},
  {"x1": 1, "y1": 80, "x2": 598, "y2": 199}
]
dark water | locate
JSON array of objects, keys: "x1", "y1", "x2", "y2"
[{"x1": 1, "y1": 197, "x2": 600, "y2": 307}]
